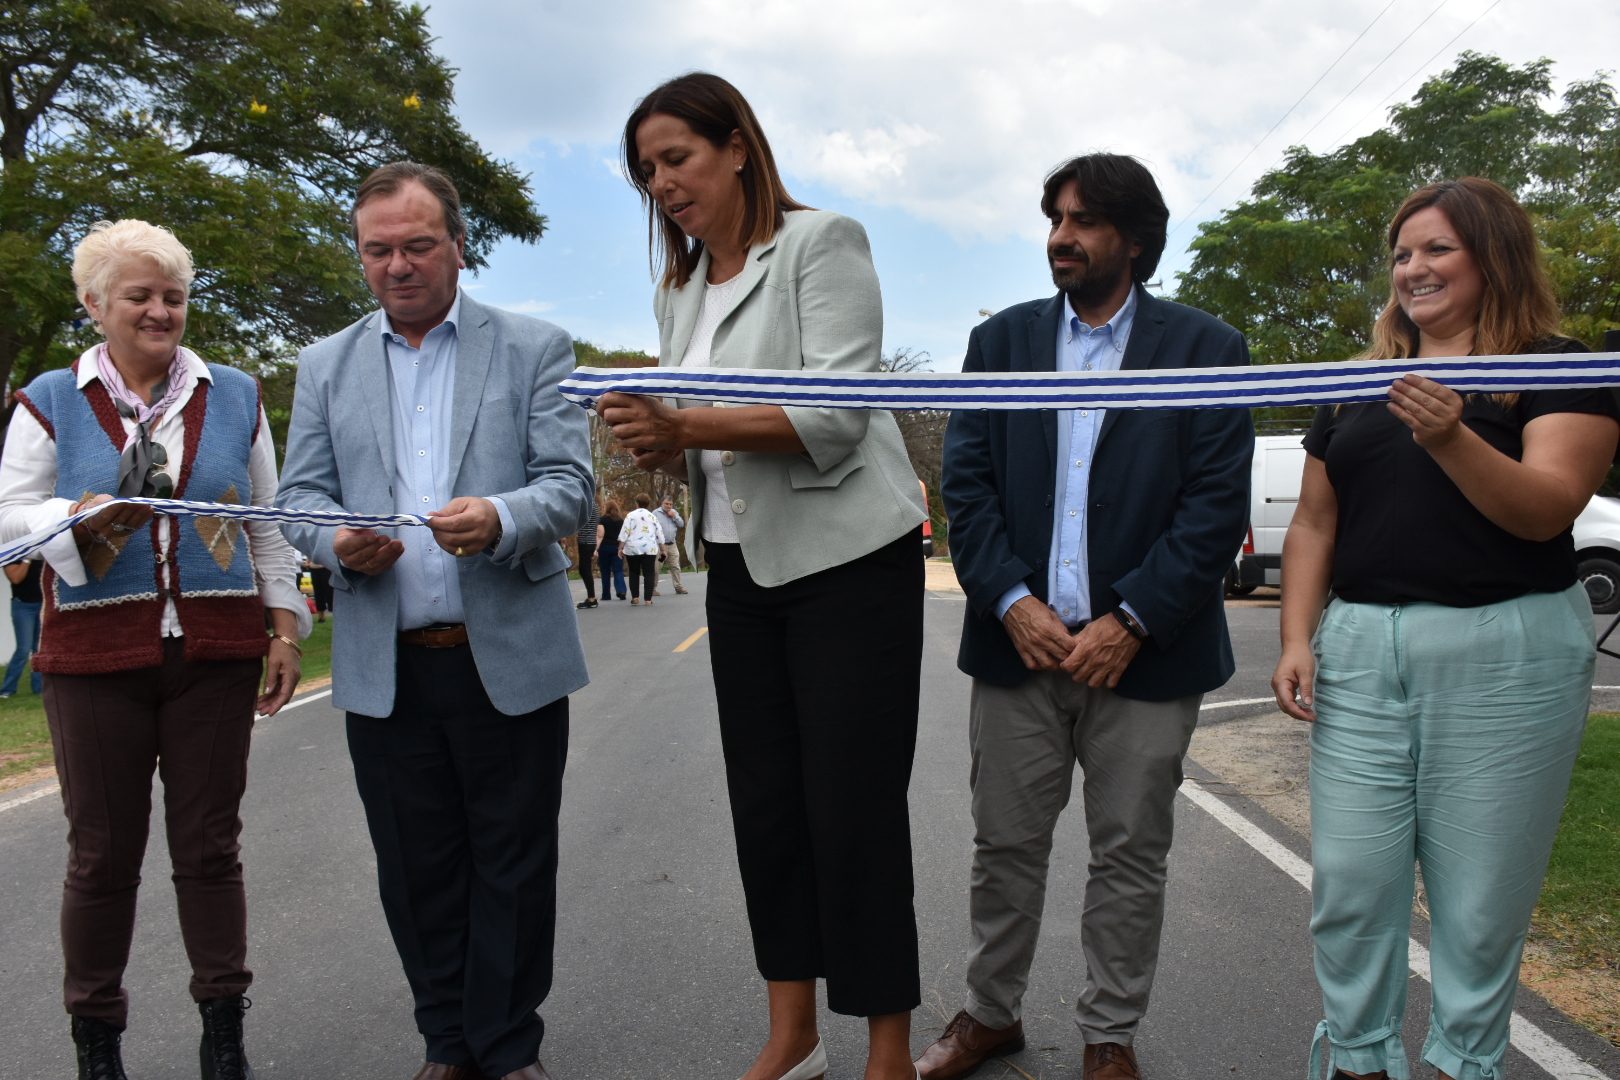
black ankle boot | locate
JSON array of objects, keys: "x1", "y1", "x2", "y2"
[
  {"x1": 71, "y1": 1016, "x2": 129, "y2": 1080},
  {"x1": 197, "y1": 995, "x2": 255, "y2": 1080}
]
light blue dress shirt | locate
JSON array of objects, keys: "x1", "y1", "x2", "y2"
[
  {"x1": 380, "y1": 292, "x2": 515, "y2": 630},
  {"x1": 995, "y1": 289, "x2": 1147, "y2": 631}
]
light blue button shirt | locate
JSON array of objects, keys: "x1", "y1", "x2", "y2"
[
  {"x1": 996, "y1": 289, "x2": 1147, "y2": 631},
  {"x1": 380, "y1": 292, "x2": 515, "y2": 630}
]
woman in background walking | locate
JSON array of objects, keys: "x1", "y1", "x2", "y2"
[
  {"x1": 1272, "y1": 177, "x2": 1619, "y2": 1080},
  {"x1": 597, "y1": 500, "x2": 626, "y2": 601},
  {"x1": 620, "y1": 493, "x2": 664, "y2": 606},
  {"x1": 576, "y1": 497, "x2": 601, "y2": 610}
]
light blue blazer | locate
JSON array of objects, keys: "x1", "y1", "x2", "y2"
[{"x1": 277, "y1": 292, "x2": 592, "y2": 718}]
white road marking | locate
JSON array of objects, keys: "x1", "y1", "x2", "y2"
[
  {"x1": 1199, "y1": 696, "x2": 1277, "y2": 712},
  {"x1": 0, "y1": 783, "x2": 58, "y2": 814},
  {"x1": 256, "y1": 688, "x2": 332, "y2": 719},
  {"x1": 1179, "y1": 781, "x2": 1612, "y2": 1080}
]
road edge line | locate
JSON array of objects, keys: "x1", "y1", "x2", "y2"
[
  {"x1": 0, "y1": 782, "x2": 58, "y2": 815},
  {"x1": 256, "y1": 687, "x2": 333, "y2": 720},
  {"x1": 1177, "y1": 780, "x2": 1613, "y2": 1080}
]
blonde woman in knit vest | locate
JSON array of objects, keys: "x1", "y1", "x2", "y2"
[{"x1": 0, "y1": 220, "x2": 311, "y2": 1080}]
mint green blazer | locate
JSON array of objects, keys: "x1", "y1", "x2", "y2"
[{"x1": 655, "y1": 209, "x2": 927, "y2": 587}]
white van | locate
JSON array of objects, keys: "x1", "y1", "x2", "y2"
[
  {"x1": 1228, "y1": 434, "x2": 1305, "y2": 595},
  {"x1": 1227, "y1": 434, "x2": 1620, "y2": 613}
]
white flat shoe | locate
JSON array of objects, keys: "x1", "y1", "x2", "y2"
[{"x1": 757, "y1": 1039, "x2": 826, "y2": 1080}]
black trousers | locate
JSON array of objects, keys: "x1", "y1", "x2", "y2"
[
  {"x1": 347, "y1": 645, "x2": 568, "y2": 1076},
  {"x1": 705, "y1": 527, "x2": 924, "y2": 1016},
  {"x1": 625, "y1": 553, "x2": 658, "y2": 600},
  {"x1": 578, "y1": 547, "x2": 596, "y2": 599}
]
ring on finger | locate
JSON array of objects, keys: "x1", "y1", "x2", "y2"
[{"x1": 111, "y1": 523, "x2": 133, "y2": 533}]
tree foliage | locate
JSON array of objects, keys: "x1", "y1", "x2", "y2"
[
  {"x1": 1178, "y1": 53, "x2": 1620, "y2": 390},
  {"x1": 1, "y1": 0, "x2": 546, "y2": 418}
]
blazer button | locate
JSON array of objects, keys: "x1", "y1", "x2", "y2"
[
  {"x1": 732, "y1": 498, "x2": 746, "y2": 514},
  {"x1": 720, "y1": 451, "x2": 736, "y2": 465}
]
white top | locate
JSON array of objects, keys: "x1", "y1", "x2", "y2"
[
  {"x1": 619, "y1": 507, "x2": 664, "y2": 556},
  {"x1": 678, "y1": 275, "x2": 743, "y2": 544},
  {"x1": 0, "y1": 346, "x2": 312, "y2": 639}
]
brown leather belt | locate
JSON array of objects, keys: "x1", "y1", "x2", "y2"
[{"x1": 399, "y1": 623, "x2": 468, "y2": 648}]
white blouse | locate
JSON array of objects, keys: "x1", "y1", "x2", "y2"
[
  {"x1": 679, "y1": 275, "x2": 743, "y2": 544},
  {"x1": 0, "y1": 347, "x2": 312, "y2": 639}
]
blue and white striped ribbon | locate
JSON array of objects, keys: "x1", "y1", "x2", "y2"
[
  {"x1": 0, "y1": 498, "x2": 426, "y2": 568},
  {"x1": 560, "y1": 352, "x2": 1620, "y2": 411}
]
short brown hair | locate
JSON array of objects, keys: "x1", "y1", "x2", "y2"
[
  {"x1": 1368, "y1": 177, "x2": 1561, "y2": 363},
  {"x1": 603, "y1": 500, "x2": 623, "y2": 518},
  {"x1": 634, "y1": 492, "x2": 652, "y2": 508},
  {"x1": 352, "y1": 162, "x2": 466, "y2": 244},
  {"x1": 622, "y1": 72, "x2": 809, "y2": 290}
]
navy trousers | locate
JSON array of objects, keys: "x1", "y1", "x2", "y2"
[{"x1": 347, "y1": 644, "x2": 568, "y2": 1076}]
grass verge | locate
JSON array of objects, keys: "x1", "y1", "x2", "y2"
[{"x1": 1531, "y1": 712, "x2": 1619, "y2": 972}]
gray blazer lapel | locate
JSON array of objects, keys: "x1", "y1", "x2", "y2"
[
  {"x1": 362, "y1": 312, "x2": 395, "y2": 476},
  {"x1": 1028, "y1": 295, "x2": 1062, "y2": 469},
  {"x1": 661, "y1": 249, "x2": 710, "y2": 367},
  {"x1": 449, "y1": 294, "x2": 494, "y2": 485},
  {"x1": 1097, "y1": 286, "x2": 1167, "y2": 449}
]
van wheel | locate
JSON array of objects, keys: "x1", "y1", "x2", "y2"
[
  {"x1": 1578, "y1": 556, "x2": 1620, "y2": 614},
  {"x1": 1226, "y1": 565, "x2": 1256, "y2": 598}
]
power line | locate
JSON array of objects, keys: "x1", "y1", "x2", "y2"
[
  {"x1": 1324, "y1": 0, "x2": 1507, "y2": 149},
  {"x1": 1286, "y1": 0, "x2": 1455, "y2": 147},
  {"x1": 1165, "y1": 0, "x2": 1401, "y2": 238}
]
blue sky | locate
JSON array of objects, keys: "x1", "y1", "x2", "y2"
[{"x1": 426, "y1": 0, "x2": 1619, "y2": 368}]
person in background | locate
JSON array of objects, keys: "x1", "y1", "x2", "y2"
[
  {"x1": 1271, "y1": 177, "x2": 1620, "y2": 1080},
  {"x1": 0, "y1": 218, "x2": 310, "y2": 1080},
  {"x1": 0, "y1": 559, "x2": 43, "y2": 697},
  {"x1": 604, "y1": 71, "x2": 927, "y2": 1080},
  {"x1": 655, "y1": 495, "x2": 687, "y2": 595},
  {"x1": 277, "y1": 161, "x2": 591, "y2": 1080},
  {"x1": 307, "y1": 557, "x2": 334, "y2": 623},
  {"x1": 576, "y1": 497, "x2": 601, "y2": 610},
  {"x1": 928, "y1": 154, "x2": 1253, "y2": 1080},
  {"x1": 620, "y1": 493, "x2": 664, "y2": 606},
  {"x1": 597, "y1": 500, "x2": 626, "y2": 601}
]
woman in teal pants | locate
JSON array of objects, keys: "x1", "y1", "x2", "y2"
[{"x1": 1272, "y1": 176, "x2": 1620, "y2": 1080}]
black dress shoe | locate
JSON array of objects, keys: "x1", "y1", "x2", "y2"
[
  {"x1": 71, "y1": 1017, "x2": 129, "y2": 1080},
  {"x1": 199, "y1": 995, "x2": 255, "y2": 1080}
]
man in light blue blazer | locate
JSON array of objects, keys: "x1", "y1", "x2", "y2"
[{"x1": 278, "y1": 163, "x2": 590, "y2": 1080}]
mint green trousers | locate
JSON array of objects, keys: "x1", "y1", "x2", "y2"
[{"x1": 1307, "y1": 584, "x2": 1593, "y2": 1080}]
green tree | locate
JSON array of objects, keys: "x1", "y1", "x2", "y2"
[
  {"x1": 1177, "y1": 53, "x2": 1620, "y2": 426},
  {"x1": 1, "y1": 0, "x2": 545, "y2": 433}
]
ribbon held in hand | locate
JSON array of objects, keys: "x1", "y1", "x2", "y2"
[
  {"x1": 0, "y1": 497, "x2": 426, "y2": 567},
  {"x1": 558, "y1": 352, "x2": 1620, "y2": 412}
]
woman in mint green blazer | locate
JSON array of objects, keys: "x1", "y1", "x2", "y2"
[{"x1": 600, "y1": 73, "x2": 928, "y2": 1080}]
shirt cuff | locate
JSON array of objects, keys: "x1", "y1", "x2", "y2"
[
  {"x1": 260, "y1": 574, "x2": 315, "y2": 640},
  {"x1": 487, "y1": 497, "x2": 517, "y2": 560},
  {"x1": 30, "y1": 499, "x2": 86, "y2": 588},
  {"x1": 1119, "y1": 600, "x2": 1150, "y2": 636},
  {"x1": 995, "y1": 582, "x2": 1033, "y2": 621}
]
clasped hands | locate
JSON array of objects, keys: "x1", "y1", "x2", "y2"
[
  {"x1": 1003, "y1": 595, "x2": 1141, "y2": 688},
  {"x1": 334, "y1": 496, "x2": 501, "y2": 575}
]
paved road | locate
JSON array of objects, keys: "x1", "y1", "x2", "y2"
[{"x1": 0, "y1": 572, "x2": 1613, "y2": 1079}]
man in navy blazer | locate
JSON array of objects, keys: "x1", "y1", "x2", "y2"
[
  {"x1": 918, "y1": 155, "x2": 1252, "y2": 1080},
  {"x1": 279, "y1": 163, "x2": 589, "y2": 1080}
]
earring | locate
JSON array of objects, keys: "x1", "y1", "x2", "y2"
[{"x1": 736, "y1": 164, "x2": 743, "y2": 172}]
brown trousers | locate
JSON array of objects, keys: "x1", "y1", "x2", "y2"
[{"x1": 45, "y1": 637, "x2": 262, "y2": 1027}]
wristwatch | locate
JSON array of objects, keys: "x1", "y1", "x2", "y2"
[{"x1": 1112, "y1": 608, "x2": 1149, "y2": 641}]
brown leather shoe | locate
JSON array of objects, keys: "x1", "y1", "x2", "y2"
[
  {"x1": 914, "y1": 1010, "x2": 1025, "y2": 1079},
  {"x1": 1083, "y1": 1042, "x2": 1141, "y2": 1080},
  {"x1": 498, "y1": 1064, "x2": 553, "y2": 1080},
  {"x1": 412, "y1": 1065, "x2": 487, "y2": 1080}
]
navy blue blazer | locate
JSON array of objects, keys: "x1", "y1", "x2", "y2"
[{"x1": 941, "y1": 286, "x2": 1254, "y2": 700}]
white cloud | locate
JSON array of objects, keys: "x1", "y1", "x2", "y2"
[
  {"x1": 500, "y1": 299, "x2": 556, "y2": 314},
  {"x1": 426, "y1": 0, "x2": 1618, "y2": 249}
]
